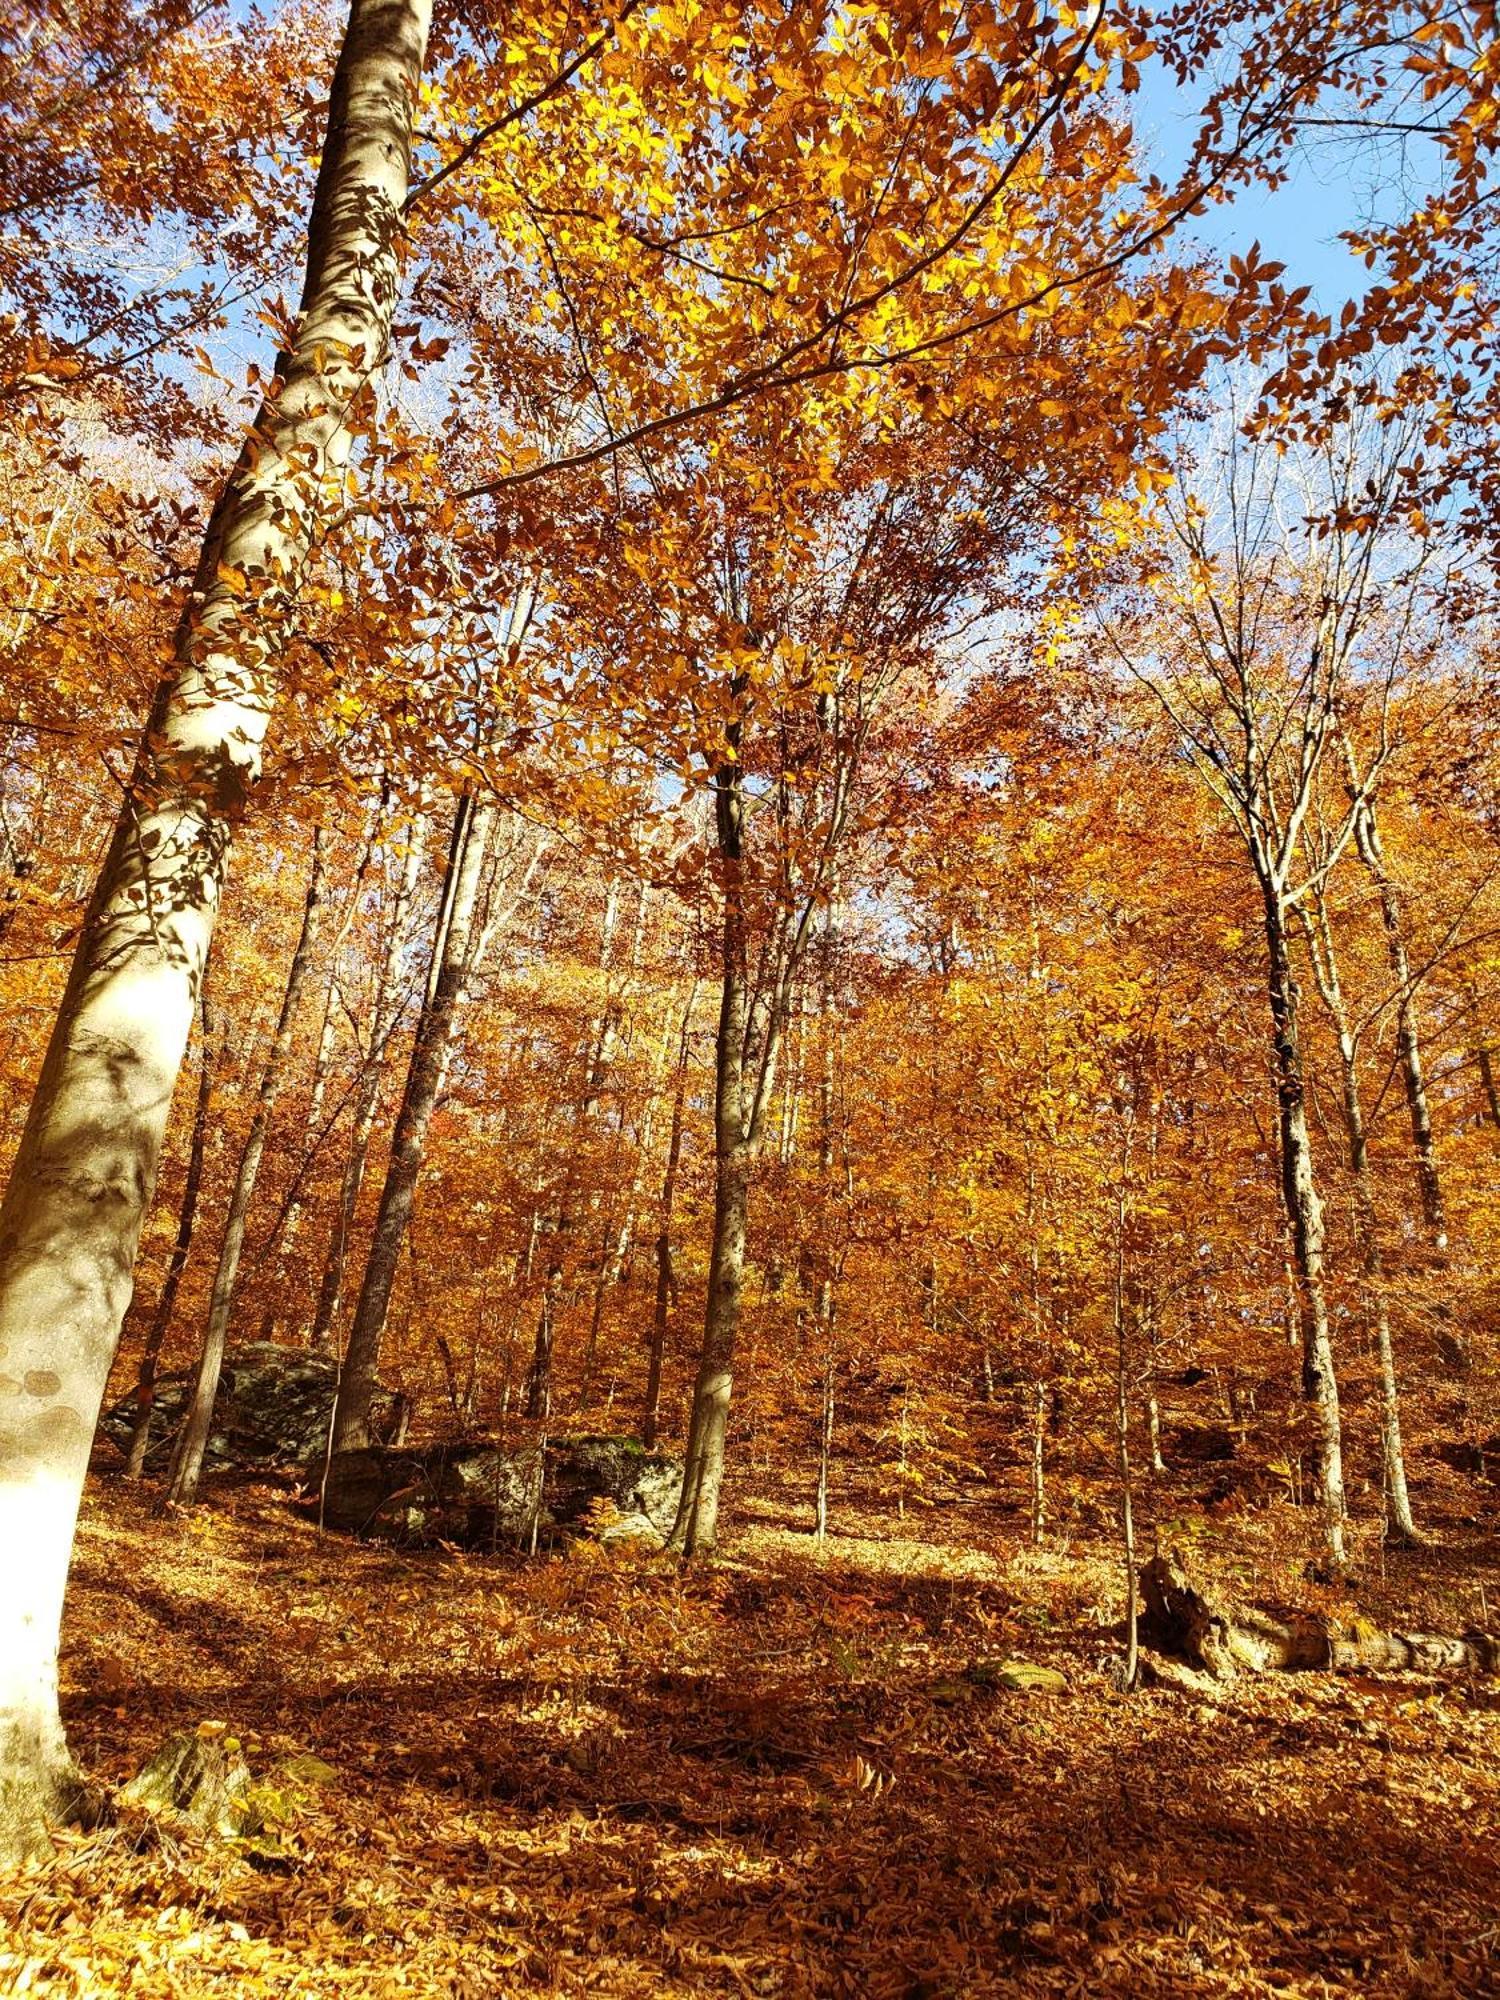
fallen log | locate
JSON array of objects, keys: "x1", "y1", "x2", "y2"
[{"x1": 1139, "y1": 1551, "x2": 1500, "y2": 1680}]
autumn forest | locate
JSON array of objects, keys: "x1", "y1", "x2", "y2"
[{"x1": 1, "y1": 1, "x2": 1499, "y2": 1993}]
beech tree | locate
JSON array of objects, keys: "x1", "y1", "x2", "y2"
[
  {"x1": 0, "y1": 0, "x2": 434, "y2": 1859},
  {"x1": 1099, "y1": 399, "x2": 1451, "y2": 1563}
]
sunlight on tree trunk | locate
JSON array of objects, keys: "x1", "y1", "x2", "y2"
[{"x1": 0, "y1": 0, "x2": 433, "y2": 1861}]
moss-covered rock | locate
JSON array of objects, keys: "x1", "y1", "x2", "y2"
[
  {"x1": 100, "y1": 1343, "x2": 404, "y2": 1474},
  {"x1": 317, "y1": 1433, "x2": 683, "y2": 1549}
]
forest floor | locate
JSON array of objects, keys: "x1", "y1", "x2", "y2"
[{"x1": 2, "y1": 1448, "x2": 1499, "y2": 1999}]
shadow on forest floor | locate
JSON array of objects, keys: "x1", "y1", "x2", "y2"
[{"x1": 3, "y1": 1465, "x2": 1498, "y2": 1997}]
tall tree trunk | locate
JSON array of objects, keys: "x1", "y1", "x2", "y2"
[
  {"x1": 1264, "y1": 889, "x2": 1346, "y2": 1564},
  {"x1": 163, "y1": 829, "x2": 330, "y2": 1506},
  {"x1": 123, "y1": 963, "x2": 220, "y2": 1480},
  {"x1": 669, "y1": 753, "x2": 783, "y2": 1556},
  {"x1": 642, "y1": 986, "x2": 695, "y2": 1449},
  {"x1": 1029, "y1": 1379, "x2": 1047, "y2": 1548},
  {"x1": 1114, "y1": 1213, "x2": 1138, "y2": 1692},
  {"x1": 1350, "y1": 793, "x2": 1446, "y2": 1249},
  {"x1": 579, "y1": 1004, "x2": 675, "y2": 1405},
  {"x1": 814, "y1": 1351, "x2": 834, "y2": 1544},
  {"x1": 1479, "y1": 1039, "x2": 1500, "y2": 1130},
  {"x1": 1299, "y1": 901, "x2": 1417, "y2": 1543},
  {"x1": 0, "y1": 0, "x2": 432, "y2": 1858},
  {"x1": 329, "y1": 793, "x2": 494, "y2": 1454},
  {"x1": 308, "y1": 807, "x2": 424, "y2": 1351}
]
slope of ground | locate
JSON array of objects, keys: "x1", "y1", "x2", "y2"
[{"x1": 1, "y1": 1465, "x2": 1497, "y2": 1998}]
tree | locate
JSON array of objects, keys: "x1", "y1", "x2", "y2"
[
  {"x1": 0, "y1": 0, "x2": 435, "y2": 1861},
  {"x1": 1098, "y1": 396, "x2": 1450, "y2": 1563}
]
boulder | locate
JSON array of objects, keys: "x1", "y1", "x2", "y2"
[
  {"x1": 318, "y1": 1432, "x2": 684, "y2": 1550},
  {"x1": 100, "y1": 1342, "x2": 405, "y2": 1474},
  {"x1": 320, "y1": 1441, "x2": 542, "y2": 1544},
  {"x1": 545, "y1": 1434, "x2": 683, "y2": 1537}
]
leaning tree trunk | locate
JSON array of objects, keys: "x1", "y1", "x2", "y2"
[
  {"x1": 329, "y1": 792, "x2": 494, "y2": 1455},
  {"x1": 1264, "y1": 888, "x2": 1346, "y2": 1564},
  {"x1": 0, "y1": 0, "x2": 433, "y2": 1863},
  {"x1": 162, "y1": 829, "x2": 329, "y2": 1506},
  {"x1": 123, "y1": 961, "x2": 221, "y2": 1479}
]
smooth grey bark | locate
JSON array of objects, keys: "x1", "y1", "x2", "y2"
[
  {"x1": 162, "y1": 830, "x2": 329, "y2": 1506},
  {"x1": 1147, "y1": 1387, "x2": 1166, "y2": 1476},
  {"x1": 1029, "y1": 1378, "x2": 1047, "y2": 1548},
  {"x1": 1298, "y1": 896, "x2": 1417, "y2": 1542},
  {"x1": 123, "y1": 963, "x2": 220, "y2": 1480},
  {"x1": 1264, "y1": 889, "x2": 1346, "y2": 1564},
  {"x1": 329, "y1": 792, "x2": 495, "y2": 1454},
  {"x1": 308, "y1": 807, "x2": 424, "y2": 1352},
  {"x1": 0, "y1": 0, "x2": 433, "y2": 1861}
]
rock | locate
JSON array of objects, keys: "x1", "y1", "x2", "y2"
[
  {"x1": 100, "y1": 1342, "x2": 405, "y2": 1474},
  {"x1": 598, "y1": 1511, "x2": 666, "y2": 1549},
  {"x1": 317, "y1": 1432, "x2": 684, "y2": 1550},
  {"x1": 969, "y1": 1658, "x2": 1068, "y2": 1695},
  {"x1": 320, "y1": 1442, "x2": 542, "y2": 1544},
  {"x1": 544, "y1": 1434, "x2": 683, "y2": 1537}
]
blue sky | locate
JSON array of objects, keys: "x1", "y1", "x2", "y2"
[{"x1": 1132, "y1": 61, "x2": 1443, "y2": 316}]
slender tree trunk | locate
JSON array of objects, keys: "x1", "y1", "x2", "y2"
[
  {"x1": 0, "y1": 0, "x2": 433, "y2": 1856},
  {"x1": 642, "y1": 989, "x2": 695, "y2": 1449},
  {"x1": 1147, "y1": 1388, "x2": 1165, "y2": 1476},
  {"x1": 1477, "y1": 1038, "x2": 1500, "y2": 1130},
  {"x1": 1264, "y1": 889, "x2": 1346, "y2": 1564},
  {"x1": 1115, "y1": 1243, "x2": 1138, "y2": 1692},
  {"x1": 815, "y1": 1351, "x2": 834, "y2": 1544},
  {"x1": 1029, "y1": 1378, "x2": 1047, "y2": 1547},
  {"x1": 308, "y1": 808, "x2": 423, "y2": 1351},
  {"x1": 579, "y1": 1009, "x2": 673, "y2": 1405},
  {"x1": 1299, "y1": 901, "x2": 1418, "y2": 1543},
  {"x1": 523, "y1": 877, "x2": 638, "y2": 1418},
  {"x1": 669, "y1": 1134, "x2": 752, "y2": 1555},
  {"x1": 123, "y1": 964, "x2": 220, "y2": 1480},
  {"x1": 1351, "y1": 795, "x2": 1446, "y2": 1249},
  {"x1": 258, "y1": 797, "x2": 382, "y2": 1341},
  {"x1": 163, "y1": 829, "x2": 329, "y2": 1506},
  {"x1": 523, "y1": 1276, "x2": 557, "y2": 1421},
  {"x1": 329, "y1": 793, "x2": 494, "y2": 1454}
]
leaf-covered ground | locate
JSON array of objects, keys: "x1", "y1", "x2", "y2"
[{"x1": 3, "y1": 1467, "x2": 1498, "y2": 1998}]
